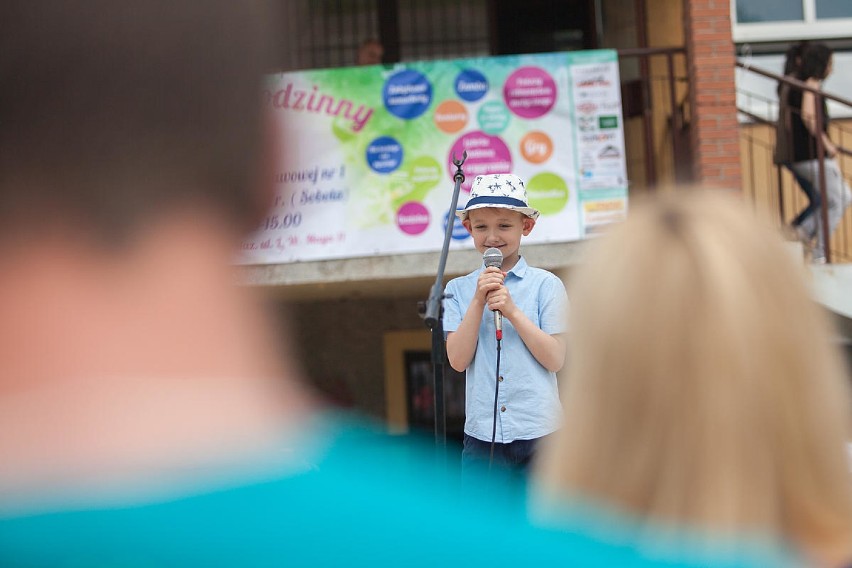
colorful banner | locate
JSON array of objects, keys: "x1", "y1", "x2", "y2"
[{"x1": 239, "y1": 50, "x2": 627, "y2": 264}]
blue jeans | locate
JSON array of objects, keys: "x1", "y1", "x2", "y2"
[
  {"x1": 461, "y1": 433, "x2": 547, "y2": 471},
  {"x1": 789, "y1": 159, "x2": 852, "y2": 257},
  {"x1": 783, "y1": 161, "x2": 821, "y2": 228}
]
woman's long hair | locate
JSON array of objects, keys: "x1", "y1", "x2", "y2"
[{"x1": 535, "y1": 191, "x2": 852, "y2": 561}]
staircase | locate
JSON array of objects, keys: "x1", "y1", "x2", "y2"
[{"x1": 736, "y1": 61, "x2": 852, "y2": 349}]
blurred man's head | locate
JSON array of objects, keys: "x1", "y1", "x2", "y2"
[
  {"x1": 357, "y1": 38, "x2": 384, "y2": 66},
  {"x1": 0, "y1": 0, "x2": 279, "y2": 243}
]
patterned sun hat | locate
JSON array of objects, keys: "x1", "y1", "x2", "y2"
[{"x1": 456, "y1": 173, "x2": 540, "y2": 221}]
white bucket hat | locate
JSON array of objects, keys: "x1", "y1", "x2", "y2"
[{"x1": 456, "y1": 173, "x2": 540, "y2": 221}]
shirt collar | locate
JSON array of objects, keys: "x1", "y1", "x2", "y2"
[{"x1": 506, "y1": 255, "x2": 528, "y2": 278}]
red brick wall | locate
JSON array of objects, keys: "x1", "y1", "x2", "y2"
[{"x1": 684, "y1": 0, "x2": 741, "y2": 189}]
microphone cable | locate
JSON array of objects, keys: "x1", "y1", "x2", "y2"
[{"x1": 489, "y1": 333, "x2": 502, "y2": 468}]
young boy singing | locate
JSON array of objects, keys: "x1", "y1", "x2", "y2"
[{"x1": 444, "y1": 173, "x2": 568, "y2": 470}]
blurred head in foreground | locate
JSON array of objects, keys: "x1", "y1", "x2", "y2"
[
  {"x1": 534, "y1": 191, "x2": 852, "y2": 565},
  {"x1": 0, "y1": 0, "x2": 276, "y2": 242},
  {"x1": 0, "y1": 0, "x2": 314, "y2": 496}
]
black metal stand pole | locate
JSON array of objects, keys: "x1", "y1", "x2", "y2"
[
  {"x1": 814, "y1": 93, "x2": 831, "y2": 263},
  {"x1": 489, "y1": 338, "x2": 502, "y2": 468},
  {"x1": 423, "y1": 151, "x2": 467, "y2": 445}
]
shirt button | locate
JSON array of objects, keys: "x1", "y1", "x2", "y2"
[
  {"x1": 500, "y1": 405, "x2": 506, "y2": 412},
  {"x1": 498, "y1": 376, "x2": 504, "y2": 382}
]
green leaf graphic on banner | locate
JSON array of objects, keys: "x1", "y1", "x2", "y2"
[
  {"x1": 390, "y1": 156, "x2": 442, "y2": 210},
  {"x1": 526, "y1": 172, "x2": 569, "y2": 215}
]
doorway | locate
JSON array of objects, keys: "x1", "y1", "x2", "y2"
[{"x1": 490, "y1": 0, "x2": 596, "y2": 55}]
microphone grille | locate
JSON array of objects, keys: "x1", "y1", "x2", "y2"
[{"x1": 483, "y1": 247, "x2": 503, "y2": 268}]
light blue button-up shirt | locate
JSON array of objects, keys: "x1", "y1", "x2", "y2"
[{"x1": 443, "y1": 256, "x2": 568, "y2": 443}]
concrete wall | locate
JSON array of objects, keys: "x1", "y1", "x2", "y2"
[{"x1": 284, "y1": 295, "x2": 426, "y2": 418}]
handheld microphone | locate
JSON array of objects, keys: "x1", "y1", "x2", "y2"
[{"x1": 482, "y1": 247, "x2": 503, "y2": 341}]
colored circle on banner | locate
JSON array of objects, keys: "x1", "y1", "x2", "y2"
[
  {"x1": 526, "y1": 172, "x2": 569, "y2": 215},
  {"x1": 434, "y1": 100, "x2": 468, "y2": 133},
  {"x1": 477, "y1": 101, "x2": 510, "y2": 134},
  {"x1": 366, "y1": 136, "x2": 403, "y2": 173},
  {"x1": 447, "y1": 131, "x2": 513, "y2": 192},
  {"x1": 383, "y1": 69, "x2": 433, "y2": 120},
  {"x1": 444, "y1": 209, "x2": 470, "y2": 240},
  {"x1": 503, "y1": 67, "x2": 556, "y2": 119},
  {"x1": 519, "y1": 131, "x2": 553, "y2": 164},
  {"x1": 454, "y1": 69, "x2": 489, "y2": 102},
  {"x1": 397, "y1": 202, "x2": 430, "y2": 235},
  {"x1": 406, "y1": 156, "x2": 443, "y2": 192}
]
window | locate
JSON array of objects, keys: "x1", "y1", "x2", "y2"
[
  {"x1": 736, "y1": 0, "x2": 802, "y2": 24},
  {"x1": 732, "y1": 0, "x2": 852, "y2": 42},
  {"x1": 816, "y1": 0, "x2": 852, "y2": 19}
]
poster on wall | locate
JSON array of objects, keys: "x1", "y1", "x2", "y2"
[{"x1": 238, "y1": 49, "x2": 627, "y2": 264}]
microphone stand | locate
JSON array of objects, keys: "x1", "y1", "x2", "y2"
[
  {"x1": 422, "y1": 151, "x2": 467, "y2": 445},
  {"x1": 490, "y1": 334, "x2": 502, "y2": 467}
]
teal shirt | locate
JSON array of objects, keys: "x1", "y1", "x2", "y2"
[{"x1": 0, "y1": 415, "x2": 792, "y2": 567}]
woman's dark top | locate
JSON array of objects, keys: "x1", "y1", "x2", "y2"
[{"x1": 788, "y1": 85, "x2": 829, "y2": 162}]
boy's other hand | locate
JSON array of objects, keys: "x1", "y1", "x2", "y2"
[
  {"x1": 476, "y1": 266, "x2": 505, "y2": 305},
  {"x1": 485, "y1": 282, "x2": 518, "y2": 321}
]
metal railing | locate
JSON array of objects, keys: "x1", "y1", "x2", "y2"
[
  {"x1": 617, "y1": 47, "x2": 691, "y2": 190},
  {"x1": 736, "y1": 61, "x2": 852, "y2": 264}
]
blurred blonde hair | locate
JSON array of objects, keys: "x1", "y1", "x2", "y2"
[{"x1": 535, "y1": 190, "x2": 852, "y2": 560}]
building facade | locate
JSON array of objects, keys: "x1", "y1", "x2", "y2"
[{"x1": 244, "y1": 0, "x2": 847, "y2": 433}]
